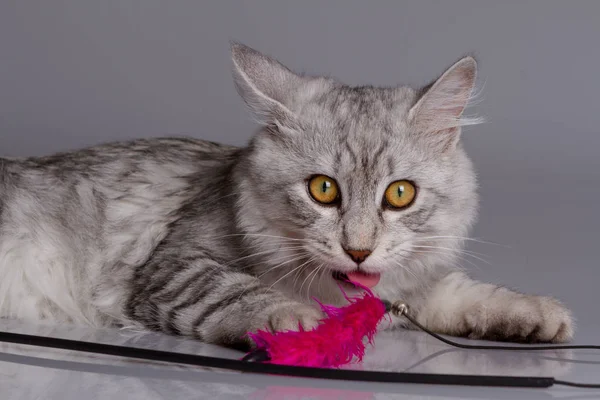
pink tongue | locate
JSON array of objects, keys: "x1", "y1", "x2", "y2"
[{"x1": 346, "y1": 271, "x2": 381, "y2": 288}]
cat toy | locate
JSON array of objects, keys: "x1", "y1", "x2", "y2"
[
  {"x1": 0, "y1": 281, "x2": 599, "y2": 388},
  {"x1": 242, "y1": 281, "x2": 600, "y2": 371},
  {"x1": 242, "y1": 282, "x2": 404, "y2": 368}
]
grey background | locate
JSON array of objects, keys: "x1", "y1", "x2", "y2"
[{"x1": 1, "y1": 1, "x2": 599, "y2": 338}]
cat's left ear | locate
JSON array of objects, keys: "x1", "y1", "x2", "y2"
[
  {"x1": 230, "y1": 42, "x2": 302, "y2": 125},
  {"x1": 408, "y1": 56, "x2": 479, "y2": 151}
]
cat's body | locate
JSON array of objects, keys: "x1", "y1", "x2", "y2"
[{"x1": 0, "y1": 44, "x2": 573, "y2": 347}]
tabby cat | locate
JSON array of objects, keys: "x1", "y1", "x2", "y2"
[{"x1": 0, "y1": 43, "x2": 573, "y2": 348}]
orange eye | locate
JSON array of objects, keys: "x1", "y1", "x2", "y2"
[
  {"x1": 384, "y1": 180, "x2": 416, "y2": 209},
  {"x1": 308, "y1": 175, "x2": 339, "y2": 205}
]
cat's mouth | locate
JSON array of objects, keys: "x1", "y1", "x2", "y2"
[{"x1": 332, "y1": 270, "x2": 381, "y2": 289}]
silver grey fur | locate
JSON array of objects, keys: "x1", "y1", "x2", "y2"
[{"x1": 0, "y1": 43, "x2": 573, "y2": 348}]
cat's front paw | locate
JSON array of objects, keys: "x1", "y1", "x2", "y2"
[
  {"x1": 267, "y1": 303, "x2": 323, "y2": 333},
  {"x1": 462, "y1": 294, "x2": 573, "y2": 343}
]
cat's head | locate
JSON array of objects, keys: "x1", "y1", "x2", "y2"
[{"x1": 232, "y1": 43, "x2": 480, "y2": 288}]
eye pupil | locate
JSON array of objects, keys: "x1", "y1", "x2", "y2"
[
  {"x1": 384, "y1": 180, "x2": 416, "y2": 209},
  {"x1": 308, "y1": 175, "x2": 339, "y2": 205}
]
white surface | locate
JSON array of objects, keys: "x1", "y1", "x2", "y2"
[{"x1": 2, "y1": 318, "x2": 599, "y2": 399}]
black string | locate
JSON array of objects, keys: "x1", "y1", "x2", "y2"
[
  {"x1": 0, "y1": 330, "x2": 553, "y2": 388},
  {"x1": 1, "y1": 301, "x2": 600, "y2": 389},
  {"x1": 553, "y1": 380, "x2": 600, "y2": 389}
]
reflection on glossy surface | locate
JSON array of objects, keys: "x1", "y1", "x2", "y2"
[
  {"x1": 2, "y1": 319, "x2": 600, "y2": 399},
  {"x1": 359, "y1": 330, "x2": 574, "y2": 377}
]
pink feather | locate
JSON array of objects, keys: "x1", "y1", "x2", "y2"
[{"x1": 245, "y1": 285, "x2": 387, "y2": 368}]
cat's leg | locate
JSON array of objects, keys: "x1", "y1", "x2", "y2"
[
  {"x1": 411, "y1": 271, "x2": 574, "y2": 343},
  {"x1": 124, "y1": 257, "x2": 322, "y2": 348}
]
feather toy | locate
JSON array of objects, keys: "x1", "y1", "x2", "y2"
[{"x1": 242, "y1": 283, "x2": 392, "y2": 368}]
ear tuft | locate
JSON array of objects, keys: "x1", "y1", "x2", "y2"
[
  {"x1": 230, "y1": 42, "x2": 301, "y2": 123},
  {"x1": 409, "y1": 56, "x2": 481, "y2": 150}
]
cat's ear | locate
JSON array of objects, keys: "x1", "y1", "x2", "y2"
[
  {"x1": 230, "y1": 42, "x2": 302, "y2": 125},
  {"x1": 408, "y1": 56, "x2": 479, "y2": 151}
]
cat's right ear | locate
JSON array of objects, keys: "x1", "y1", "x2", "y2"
[{"x1": 230, "y1": 42, "x2": 301, "y2": 125}]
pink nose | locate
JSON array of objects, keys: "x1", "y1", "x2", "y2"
[{"x1": 344, "y1": 249, "x2": 372, "y2": 264}]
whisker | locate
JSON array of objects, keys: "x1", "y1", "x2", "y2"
[
  {"x1": 413, "y1": 245, "x2": 490, "y2": 268},
  {"x1": 412, "y1": 236, "x2": 508, "y2": 248},
  {"x1": 266, "y1": 256, "x2": 318, "y2": 292},
  {"x1": 299, "y1": 264, "x2": 323, "y2": 298},
  {"x1": 224, "y1": 245, "x2": 307, "y2": 267},
  {"x1": 455, "y1": 261, "x2": 480, "y2": 273},
  {"x1": 410, "y1": 249, "x2": 481, "y2": 269},
  {"x1": 237, "y1": 254, "x2": 314, "y2": 304},
  {"x1": 242, "y1": 258, "x2": 316, "y2": 325},
  {"x1": 304, "y1": 264, "x2": 323, "y2": 301},
  {"x1": 316, "y1": 263, "x2": 327, "y2": 297},
  {"x1": 292, "y1": 263, "x2": 308, "y2": 289},
  {"x1": 391, "y1": 260, "x2": 419, "y2": 280},
  {"x1": 298, "y1": 268, "x2": 317, "y2": 298},
  {"x1": 411, "y1": 244, "x2": 489, "y2": 259},
  {"x1": 256, "y1": 254, "x2": 310, "y2": 279},
  {"x1": 410, "y1": 245, "x2": 490, "y2": 265},
  {"x1": 237, "y1": 251, "x2": 311, "y2": 277},
  {"x1": 213, "y1": 233, "x2": 309, "y2": 243}
]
